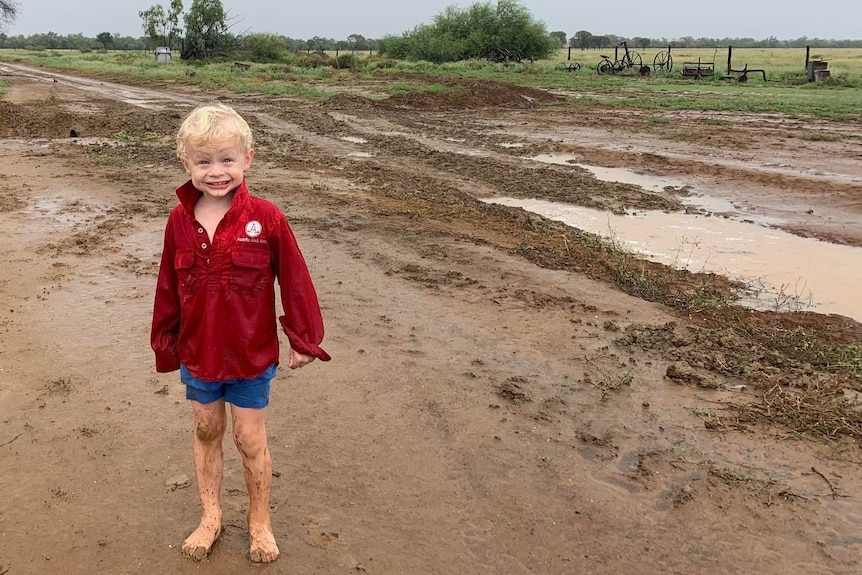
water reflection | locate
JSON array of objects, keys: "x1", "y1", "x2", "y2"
[{"x1": 483, "y1": 196, "x2": 862, "y2": 321}]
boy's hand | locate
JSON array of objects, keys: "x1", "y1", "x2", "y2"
[{"x1": 287, "y1": 348, "x2": 315, "y2": 370}]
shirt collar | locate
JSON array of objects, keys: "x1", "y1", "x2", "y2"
[{"x1": 176, "y1": 179, "x2": 250, "y2": 216}]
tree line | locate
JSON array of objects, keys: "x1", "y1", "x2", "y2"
[
  {"x1": 559, "y1": 30, "x2": 862, "y2": 50},
  {"x1": 0, "y1": 31, "x2": 379, "y2": 55},
  {"x1": 2, "y1": 0, "x2": 860, "y2": 62}
]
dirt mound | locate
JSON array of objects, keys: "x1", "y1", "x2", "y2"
[
  {"x1": 0, "y1": 100, "x2": 181, "y2": 139},
  {"x1": 378, "y1": 79, "x2": 565, "y2": 111},
  {"x1": 325, "y1": 93, "x2": 377, "y2": 111}
]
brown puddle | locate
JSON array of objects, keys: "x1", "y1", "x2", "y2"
[{"x1": 484, "y1": 163, "x2": 862, "y2": 321}]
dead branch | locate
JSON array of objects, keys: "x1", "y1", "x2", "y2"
[
  {"x1": 0, "y1": 433, "x2": 22, "y2": 448},
  {"x1": 811, "y1": 466, "x2": 840, "y2": 500}
]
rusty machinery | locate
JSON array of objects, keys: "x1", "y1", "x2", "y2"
[
  {"x1": 597, "y1": 41, "x2": 648, "y2": 75},
  {"x1": 680, "y1": 48, "x2": 717, "y2": 79},
  {"x1": 485, "y1": 46, "x2": 522, "y2": 64},
  {"x1": 725, "y1": 46, "x2": 766, "y2": 82},
  {"x1": 652, "y1": 46, "x2": 673, "y2": 73},
  {"x1": 804, "y1": 46, "x2": 831, "y2": 81}
]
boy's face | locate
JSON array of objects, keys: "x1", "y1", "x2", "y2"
[{"x1": 182, "y1": 137, "x2": 254, "y2": 201}]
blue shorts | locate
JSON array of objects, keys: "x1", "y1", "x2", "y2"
[{"x1": 180, "y1": 364, "x2": 276, "y2": 409}]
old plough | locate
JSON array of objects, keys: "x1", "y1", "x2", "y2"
[
  {"x1": 680, "y1": 58, "x2": 715, "y2": 78},
  {"x1": 725, "y1": 46, "x2": 766, "y2": 82},
  {"x1": 486, "y1": 46, "x2": 522, "y2": 64}
]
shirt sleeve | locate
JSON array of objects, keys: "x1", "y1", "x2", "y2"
[
  {"x1": 150, "y1": 215, "x2": 182, "y2": 372},
  {"x1": 271, "y1": 213, "x2": 331, "y2": 361}
]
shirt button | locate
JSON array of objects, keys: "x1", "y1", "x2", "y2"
[
  {"x1": 206, "y1": 258, "x2": 211, "y2": 264},
  {"x1": 197, "y1": 227, "x2": 204, "y2": 234},
  {"x1": 201, "y1": 243, "x2": 208, "y2": 249}
]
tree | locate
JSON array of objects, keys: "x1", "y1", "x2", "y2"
[
  {"x1": 166, "y1": 0, "x2": 183, "y2": 49},
  {"x1": 604, "y1": 34, "x2": 621, "y2": 48},
  {"x1": 631, "y1": 36, "x2": 651, "y2": 50},
  {"x1": 347, "y1": 33, "x2": 366, "y2": 51},
  {"x1": 140, "y1": 1, "x2": 184, "y2": 49},
  {"x1": 1, "y1": 0, "x2": 17, "y2": 28},
  {"x1": 181, "y1": 0, "x2": 234, "y2": 60},
  {"x1": 300, "y1": 36, "x2": 338, "y2": 52},
  {"x1": 96, "y1": 32, "x2": 114, "y2": 51},
  {"x1": 379, "y1": 0, "x2": 557, "y2": 63},
  {"x1": 241, "y1": 32, "x2": 288, "y2": 62},
  {"x1": 140, "y1": 4, "x2": 167, "y2": 48},
  {"x1": 592, "y1": 35, "x2": 609, "y2": 49},
  {"x1": 549, "y1": 30, "x2": 567, "y2": 47},
  {"x1": 571, "y1": 30, "x2": 592, "y2": 50}
]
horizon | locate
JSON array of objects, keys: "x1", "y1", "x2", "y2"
[{"x1": 3, "y1": 0, "x2": 861, "y2": 42}]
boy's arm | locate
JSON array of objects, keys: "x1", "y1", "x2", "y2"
[
  {"x1": 271, "y1": 213, "x2": 331, "y2": 362},
  {"x1": 151, "y1": 218, "x2": 182, "y2": 372}
]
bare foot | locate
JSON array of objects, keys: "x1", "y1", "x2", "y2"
[
  {"x1": 248, "y1": 523, "x2": 280, "y2": 563},
  {"x1": 182, "y1": 518, "x2": 222, "y2": 561}
]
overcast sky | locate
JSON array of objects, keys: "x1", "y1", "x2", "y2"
[{"x1": 4, "y1": 0, "x2": 860, "y2": 40}]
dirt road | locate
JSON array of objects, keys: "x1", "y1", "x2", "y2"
[{"x1": 1, "y1": 63, "x2": 861, "y2": 574}]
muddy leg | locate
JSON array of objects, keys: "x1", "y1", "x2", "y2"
[
  {"x1": 231, "y1": 404, "x2": 279, "y2": 563},
  {"x1": 183, "y1": 399, "x2": 227, "y2": 561}
]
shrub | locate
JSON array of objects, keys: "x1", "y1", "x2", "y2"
[
  {"x1": 294, "y1": 51, "x2": 330, "y2": 68},
  {"x1": 242, "y1": 33, "x2": 289, "y2": 63},
  {"x1": 333, "y1": 53, "x2": 361, "y2": 70},
  {"x1": 378, "y1": 0, "x2": 557, "y2": 63}
]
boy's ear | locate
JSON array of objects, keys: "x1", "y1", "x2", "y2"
[
  {"x1": 243, "y1": 148, "x2": 255, "y2": 170},
  {"x1": 181, "y1": 158, "x2": 192, "y2": 175}
]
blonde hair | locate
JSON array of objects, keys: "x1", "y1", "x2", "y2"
[{"x1": 176, "y1": 103, "x2": 253, "y2": 161}]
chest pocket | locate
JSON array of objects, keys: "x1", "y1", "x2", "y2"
[
  {"x1": 174, "y1": 249, "x2": 198, "y2": 295},
  {"x1": 230, "y1": 248, "x2": 271, "y2": 295}
]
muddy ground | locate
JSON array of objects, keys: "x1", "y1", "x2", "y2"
[{"x1": 1, "y1": 63, "x2": 861, "y2": 574}]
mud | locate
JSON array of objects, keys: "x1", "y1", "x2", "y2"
[{"x1": 1, "y1": 62, "x2": 861, "y2": 574}]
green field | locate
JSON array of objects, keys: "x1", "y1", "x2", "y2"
[
  {"x1": 558, "y1": 46, "x2": 862, "y2": 77},
  {"x1": 2, "y1": 47, "x2": 861, "y2": 121}
]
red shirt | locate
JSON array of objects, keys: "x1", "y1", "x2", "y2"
[{"x1": 151, "y1": 179, "x2": 330, "y2": 381}]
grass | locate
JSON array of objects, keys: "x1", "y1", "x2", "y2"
[
  {"x1": 819, "y1": 344, "x2": 862, "y2": 377},
  {"x1": 796, "y1": 130, "x2": 843, "y2": 141},
  {"x1": 382, "y1": 81, "x2": 446, "y2": 95},
  {"x1": 3, "y1": 48, "x2": 862, "y2": 120},
  {"x1": 557, "y1": 46, "x2": 862, "y2": 78}
]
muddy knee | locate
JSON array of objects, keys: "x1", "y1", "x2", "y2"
[
  {"x1": 195, "y1": 419, "x2": 226, "y2": 442},
  {"x1": 233, "y1": 427, "x2": 266, "y2": 458}
]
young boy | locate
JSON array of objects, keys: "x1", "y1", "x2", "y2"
[{"x1": 151, "y1": 102, "x2": 330, "y2": 563}]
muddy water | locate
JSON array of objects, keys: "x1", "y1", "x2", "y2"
[{"x1": 484, "y1": 160, "x2": 862, "y2": 321}]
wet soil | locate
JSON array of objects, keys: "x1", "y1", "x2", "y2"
[{"x1": 1, "y1": 63, "x2": 861, "y2": 575}]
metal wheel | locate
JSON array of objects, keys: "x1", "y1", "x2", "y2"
[
  {"x1": 628, "y1": 51, "x2": 642, "y2": 69},
  {"x1": 567, "y1": 62, "x2": 581, "y2": 72},
  {"x1": 653, "y1": 51, "x2": 673, "y2": 72},
  {"x1": 597, "y1": 59, "x2": 614, "y2": 74}
]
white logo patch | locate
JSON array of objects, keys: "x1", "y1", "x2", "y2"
[{"x1": 245, "y1": 220, "x2": 262, "y2": 238}]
